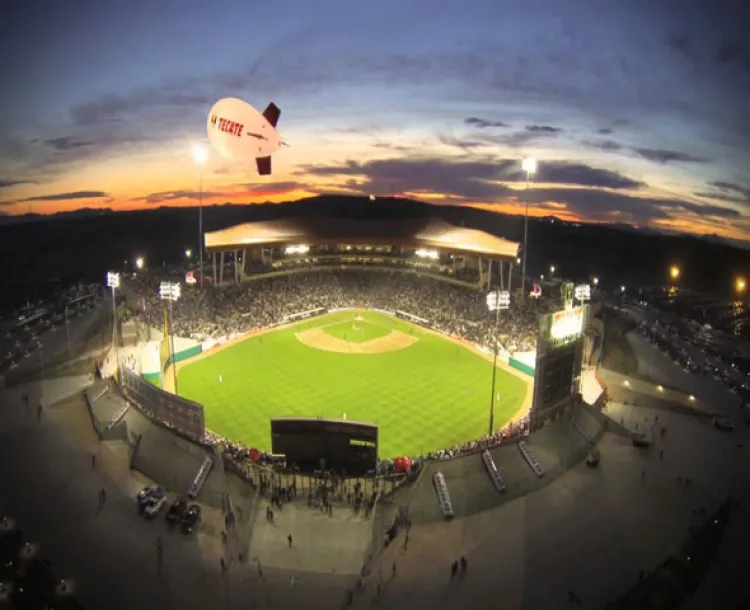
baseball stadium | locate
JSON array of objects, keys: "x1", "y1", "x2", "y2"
[{"x1": 114, "y1": 217, "x2": 550, "y2": 471}]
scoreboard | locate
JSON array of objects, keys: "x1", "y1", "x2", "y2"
[
  {"x1": 271, "y1": 417, "x2": 378, "y2": 475},
  {"x1": 532, "y1": 305, "x2": 588, "y2": 423}
]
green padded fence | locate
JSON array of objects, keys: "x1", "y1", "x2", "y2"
[
  {"x1": 508, "y1": 357, "x2": 535, "y2": 378},
  {"x1": 143, "y1": 372, "x2": 162, "y2": 388},
  {"x1": 167, "y1": 344, "x2": 202, "y2": 365}
]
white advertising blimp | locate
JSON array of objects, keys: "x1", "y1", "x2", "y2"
[{"x1": 207, "y1": 98, "x2": 282, "y2": 175}]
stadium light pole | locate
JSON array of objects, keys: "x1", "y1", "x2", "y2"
[
  {"x1": 521, "y1": 157, "x2": 538, "y2": 300},
  {"x1": 159, "y1": 281, "x2": 181, "y2": 396},
  {"x1": 487, "y1": 289, "x2": 510, "y2": 436},
  {"x1": 106, "y1": 272, "x2": 121, "y2": 377},
  {"x1": 192, "y1": 144, "x2": 209, "y2": 288}
]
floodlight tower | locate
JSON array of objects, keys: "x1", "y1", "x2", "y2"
[
  {"x1": 486, "y1": 288, "x2": 511, "y2": 435},
  {"x1": 159, "y1": 281, "x2": 181, "y2": 395},
  {"x1": 191, "y1": 144, "x2": 209, "y2": 288},
  {"x1": 106, "y1": 271, "x2": 121, "y2": 376},
  {"x1": 521, "y1": 157, "x2": 538, "y2": 300}
]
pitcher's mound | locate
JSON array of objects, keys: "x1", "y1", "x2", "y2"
[{"x1": 296, "y1": 328, "x2": 418, "y2": 354}]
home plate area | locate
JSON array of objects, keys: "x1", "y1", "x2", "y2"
[{"x1": 296, "y1": 316, "x2": 419, "y2": 354}]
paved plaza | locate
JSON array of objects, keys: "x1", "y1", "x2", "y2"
[{"x1": 0, "y1": 323, "x2": 748, "y2": 608}]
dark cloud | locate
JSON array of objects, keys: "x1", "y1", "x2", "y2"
[
  {"x1": 668, "y1": 34, "x2": 697, "y2": 62},
  {"x1": 43, "y1": 137, "x2": 96, "y2": 151},
  {"x1": 709, "y1": 180, "x2": 750, "y2": 199},
  {"x1": 0, "y1": 191, "x2": 110, "y2": 207},
  {"x1": 583, "y1": 139, "x2": 623, "y2": 152},
  {"x1": 533, "y1": 162, "x2": 642, "y2": 190},
  {"x1": 715, "y1": 41, "x2": 749, "y2": 65},
  {"x1": 301, "y1": 157, "x2": 642, "y2": 202},
  {"x1": 632, "y1": 148, "x2": 707, "y2": 164},
  {"x1": 240, "y1": 181, "x2": 303, "y2": 194},
  {"x1": 694, "y1": 181, "x2": 750, "y2": 205},
  {"x1": 138, "y1": 190, "x2": 225, "y2": 205},
  {"x1": 71, "y1": 88, "x2": 210, "y2": 126},
  {"x1": 501, "y1": 186, "x2": 738, "y2": 227},
  {"x1": 302, "y1": 158, "x2": 514, "y2": 200},
  {"x1": 525, "y1": 125, "x2": 562, "y2": 133},
  {"x1": 597, "y1": 128, "x2": 614, "y2": 135},
  {"x1": 464, "y1": 117, "x2": 509, "y2": 129},
  {"x1": 0, "y1": 179, "x2": 32, "y2": 189}
]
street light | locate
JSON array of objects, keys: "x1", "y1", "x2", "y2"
[
  {"x1": 592, "y1": 276, "x2": 599, "y2": 286},
  {"x1": 106, "y1": 272, "x2": 121, "y2": 378},
  {"x1": 736, "y1": 277, "x2": 746, "y2": 294},
  {"x1": 669, "y1": 265, "x2": 680, "y2": 281},
  {"x1": 521, "y1": 157, "x2": 538, "y2": 301},
  {"x1": 135, "y1": 257, "x2": 145, "y2": 270},
  {"x1": 192, "y1": 143, "x2": 208, "y2": 288},
  {"x1": 486, "y1": 289, "x2": 511, "y2": 435},
  {"x1": 185, "y1": 249, "x2": 192, "y2": 259},
  {"x1": 159, "y1": 281, "x2": 181, "y2": 395},
  {"x1": 550, "y1": 264, "x2": 556, "y2": 276}
]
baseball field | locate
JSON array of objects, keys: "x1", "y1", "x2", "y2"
[{"x1": 176, "y1": 310, "x2": 531, "y2": 458}]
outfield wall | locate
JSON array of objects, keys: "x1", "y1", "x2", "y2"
[{"x1": 509, "y1": 350, "x2": 536, "y2": 377}]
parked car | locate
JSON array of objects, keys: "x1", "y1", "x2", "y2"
[
  {"x1": 166, "y1": 499, "x2": 188, "y2": 525},
  {"x1": 713, "y1": 417, "x2": 734, "y2": 432},
  {"x1": 181, "y1": 505, "x2": 202, "y2": 534},
  {"x1": 586, "y1": 449, "x2": 600, "y2": 467},
  {"x1": 137, "y1": 486, "x2": 164, "y2": 514},
  {"x1": 143, "y1": 495, "x2": 167, "y2": 519},
  {"x1": 632, "y1": 434, "x2": 650, "y2": 448}
]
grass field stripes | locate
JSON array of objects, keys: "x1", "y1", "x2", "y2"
[{"x1": 178, "y1": 310, "x2": 528, "y2": 459}]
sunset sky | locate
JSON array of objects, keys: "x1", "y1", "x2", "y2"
[{"x1": 1, "y1": 0, "x2": 749, "y2": 243}]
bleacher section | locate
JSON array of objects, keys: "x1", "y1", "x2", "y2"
[
  {"x1": 404, "y1": 407, "x2": 606, "y2": 524},
  {"x1": 432, "y1": 472, "x2": 455, "y2": 520},
  {"x1": 188, "y1": 456, "x2": 214, "y2": 499},
  {"x1": 518, "y1": 441, "x2": 545, "y2": 477},
  {"x1": 482, "y1": 450, "x2": 507, "y2": 493}
]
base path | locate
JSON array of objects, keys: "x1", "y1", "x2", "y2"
[{"x1": 296, "y1": 327, "x2": 418, "y2": 354}]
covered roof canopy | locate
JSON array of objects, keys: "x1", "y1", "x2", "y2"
[{"x1": 204, "y1": 217, "x2": 520, "y2": 260}]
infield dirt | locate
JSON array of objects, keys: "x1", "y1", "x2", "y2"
[{"x1": 295, "y1": 327, "x2": 418, "y2": 354}]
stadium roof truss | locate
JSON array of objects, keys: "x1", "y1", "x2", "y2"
[{"x1": 204, "y1": 217, "x2": 520, "y2": 260}]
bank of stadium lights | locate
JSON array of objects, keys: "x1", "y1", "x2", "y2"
[
  {"x1": 285, "y1": 244, "x2": 310, "y2": 255},
  {"x1": 159, "y1": 282, "x2": 181, "y2": 396},
  {"x1": 415, "y1": 249, "x2": 439, "y2": 260},
  {"x1": 106, "y1": 272, "x2": 120, "y2": 371},
  {"x1": 486, "y1": 290, "x2": 511, "y2": 312},
  {"x1": 574, "y1": 284, "x2": 591, "y2": 303}
]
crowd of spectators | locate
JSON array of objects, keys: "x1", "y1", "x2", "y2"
[
  {"x1": 125, "y1": 268, "x2": 539, "y2": 476},
  {"x1": 125, "y1": 268, "x2": 539, "y2": 352}
]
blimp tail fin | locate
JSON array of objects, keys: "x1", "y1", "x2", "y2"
[
  {"x1": 256, "y1": 156, "x2": 272, "y2": 175},
  {"x1": 263, "y1": 103, "x2": 281, "y2": 128}
]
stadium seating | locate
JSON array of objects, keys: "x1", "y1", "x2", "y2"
[
  {"x1": 481, "y1": 450, "x2": 507, "y2": 493},
  {"x1": 432, "y1": 472, "x2": 455, "y2": 520},
  {"x1": 188, "y1": 456, "x2": 215, "y2": 499},
  {"x1": 518, "y1": 441, "x2": 545, "y2": 478}
]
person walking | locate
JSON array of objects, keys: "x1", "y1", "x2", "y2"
[{"x1": 288, "y1": 534, "x2": 293, "y2": 548}]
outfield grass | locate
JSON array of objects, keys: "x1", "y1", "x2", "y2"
[{"x1": 178, "y1": 310, "x2": 528, "y2": 458}]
